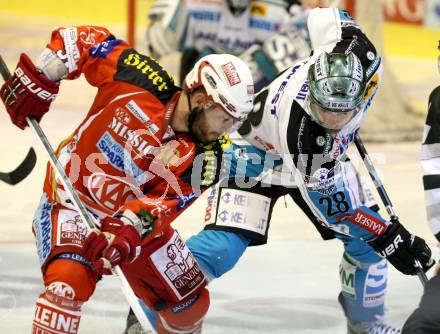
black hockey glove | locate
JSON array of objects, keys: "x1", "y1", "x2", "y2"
[{"x1": 368, "y1": 219, "x2": 434, "y2": 275}]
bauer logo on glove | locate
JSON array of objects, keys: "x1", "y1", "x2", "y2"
[{"x1": 0, "y1": 53, "x2": 59, "y2": 129}]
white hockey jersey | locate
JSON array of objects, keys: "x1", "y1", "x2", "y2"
[
  {"x1": 233, "y1": 7, "x2": 383, "y2": 232},
  {"x1": 148, "y1": 0, "x2": 292, "y2": 56}
]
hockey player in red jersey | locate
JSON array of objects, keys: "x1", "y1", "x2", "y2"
[{"x1": 0, "y1": 25, "x2": 254, "y2": 333}]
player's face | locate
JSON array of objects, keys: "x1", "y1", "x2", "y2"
[
  {"x1": 191, "y1": 106, "x2": 235, "y2": 143},
  {"x1": 310, "y1": 101, "x2": 357, "y2": 131}
]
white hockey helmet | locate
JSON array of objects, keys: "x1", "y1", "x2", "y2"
[{"x1": 184, "y1": 54, "x2": 254, "y2": 122}]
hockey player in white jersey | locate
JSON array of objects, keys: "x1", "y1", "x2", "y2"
[
  {"x1": 404, "y1": 42, "x2": 440, "y2": 334},
  {"x1": 125, "y1": 7, "x2": 434, "y2": 334},
  {"x1": 422, "y1": 82, "x2": 440, "y2": 242},
  {"x1": 146, "y1": 0, "x2": 312, "y2": 91}
]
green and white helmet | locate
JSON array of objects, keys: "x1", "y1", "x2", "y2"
[{"x1": 307, "y1": 51, "x2": 367, "y2": 130}]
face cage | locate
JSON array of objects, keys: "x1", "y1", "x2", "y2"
[{"x1": 308, "y1": 98, "x2": 363, "y2": 131}]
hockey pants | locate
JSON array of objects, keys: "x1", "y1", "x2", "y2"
[{"x1": 141, "y1": 229, "x2": 387, "y2": 327}]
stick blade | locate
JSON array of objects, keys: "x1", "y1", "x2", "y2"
[{"x1": 0, "y1": 148, "x2": 37, "y2": 185}]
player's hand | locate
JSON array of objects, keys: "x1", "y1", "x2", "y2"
[
  {"x1": 369, "y1": 219, "x2": 435, "y2": 275},
  {"x1": 81, "y1": 217, "x2": 141, "y2": 275},
  {"x1": 0, "y1": 53, "x2": 59, "y2": 129}
]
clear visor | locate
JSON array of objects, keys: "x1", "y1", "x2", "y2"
[
  {"x1": 204, "y1": 104, "x2": 243, "y2": 134},
  {"x1": 309, "y1": 100, "x2": 362, "y2": 131},
  {"x1": 192, "y1": 102, "x2": 243, "y2": 144}
]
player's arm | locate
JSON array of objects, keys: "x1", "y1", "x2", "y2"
[
  {"x1": 116, "y1": 134, "x2": 231, "y2": 232},
  {"x1": 80, "y1": 134, "x2": 229, "y2": 274},
  {"x1": 296, "y1": 159, "x2": 433, "y2": 275},
  {"x1": 78, "y1": 134, "x2": 196, "y2": 275},
  {"x1": 43, "y1": 26, "x2": 129, "y2": 84},
  {"x1": 307, "y1": 7, "x2": 382, "y2": 102},
  {"x1": 0, "y1": 25, "x2": 127, "y2": 129}
]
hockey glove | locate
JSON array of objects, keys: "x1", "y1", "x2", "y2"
[
  {"x1": 82, "y1": 217, "x2": 141, "y2": 275},
  {"x1": 0, "y1": 53, "x2": 59, "y2": 129},
  {"x1": 368, "y1": 219, "x2": 434, "y2": 275}
]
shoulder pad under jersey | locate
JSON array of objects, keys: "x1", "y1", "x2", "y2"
[{"x1": 115, "y1": 49, "x2": 180, "y2": 104}]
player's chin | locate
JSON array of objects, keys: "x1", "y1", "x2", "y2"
[
  {"x1": 198, "y1": 134, "x2": 217, "y2": 144},
  {"x1": 192, "y1": 126, "x2": 217, "y2": 144}
]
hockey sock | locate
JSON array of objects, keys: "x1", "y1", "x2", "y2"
[
  {"x1": 157, "y1": 288, "x2": 209, "y2": 334},
  {"x1": 32, "y1": 290, "x2": 82, "y2": 334}
]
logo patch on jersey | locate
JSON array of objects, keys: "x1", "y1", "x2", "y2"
[
  {"x1": 316, "y1": 136, "x2": 326, "y2": 147},
  {"x1": 115, "y1": 108, "x2": 131, "y2": 125},
  {"x1": 348, "y1": 209, "x2": 387, "y2": 236},
  {"x1": 364, "y1": 73, "x2": 379, "y2": 111},
  {"x1": 59, "y1": 215, "x2": 87, "y2": 246},
  {"x1": 307, "y1": 168, "x2": 336, "y2": 195},
  {"x1": 150, "y1": 231, "x2": 205, "y2": 301},
  {"x1": 108, "y1": 117, "x2": 156, "y2": 156},
  {"x1": 125, "y1": 100, "x2": 150, "y2": 124},
  {"x1": 59, "y1": 27, "x2": 80, "y2": 73},
  {"x1": 97, "y1": 131, "x2": 145, "y2": 178},
  {"x1": 87, "y1": 173, "x2": 138, "y2": 212},
  {"x1": 115, "y1": 49, "x2": 178, "y2": 104},
  {"x1": 215, "y1": 189, "x2": 270, "y2": 236},
  {"x1": 79, "y1": 26, "x2": 108, "y2": 45},
  {"x1": 204, "y1": 186, "x2": 218, "y2": 223},
  {"x1": 33, "y1": 195, "x2": 53, "y2": 265},
  {"x1": 89, "y1": 35, "x2": 122, "y2": 58},
  {"x1": 221, "y1": 62, "x2": 241, "y2": 86},
  {"x1": 175, "y1": 192, "x2": 200, "y2": 211}
]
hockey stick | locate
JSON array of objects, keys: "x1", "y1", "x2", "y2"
[
  {"x1": 0, "y1": 147, "x2": 36, "y2": 185},
  {"x1": 0, "y1": 56, "x2": 37, "y2": 185},
  {"x1": 0, "y1": 55, "x2": 154, "y2": 333},
  {"x1": 354, "y1": 134, "x2": 429, "y2": 286}
]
